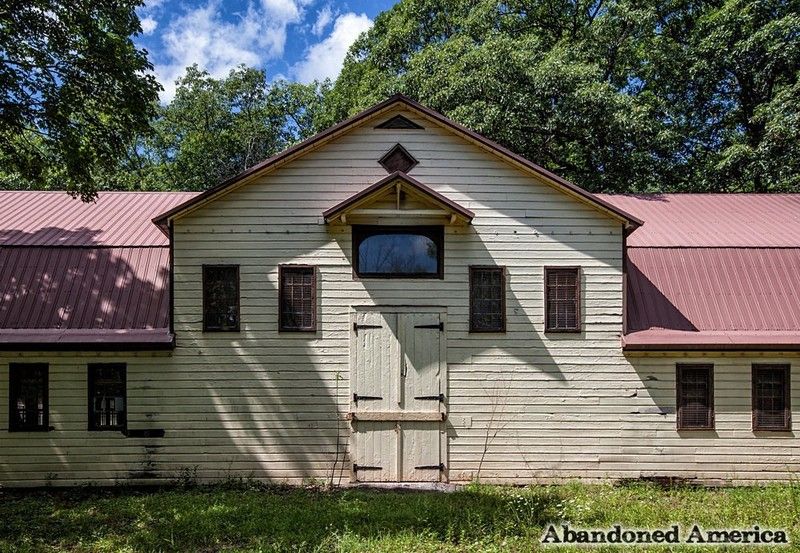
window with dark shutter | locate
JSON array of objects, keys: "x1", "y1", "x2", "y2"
[
  {"x1": 203, "y1": 265, "x2": 240, "y2": 331},
  {"x1": 752, "y1": 364, "x2": 791, "y2": 431},
  {"x1": 469, "y1": 266, "x2": 505, "y2": 332},
  {"x1": 677, "y1": 364, "x2": 714, "y2": 430},
  {"x1": 88, "y1": 364, "x2": 127, "y2": 431},
  {"x1": 279, "y1": 265, "x2": 316, "y2": 332},
  {"x1": 9, "y1": 363, "x2": 48, "y2": 432},
  {"x1": 544, "y1": 267, "x2": 581, "y2": 332}
]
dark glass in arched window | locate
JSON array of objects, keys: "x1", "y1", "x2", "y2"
[{"x1": 353, "y1": 226, "x2": 443, "y2": 278}]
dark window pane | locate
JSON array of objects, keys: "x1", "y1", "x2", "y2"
[
  {"x1": 203, "y1": 265, "x2": 239, "y2": 331},
  {"x1": 9, "y1": 363, "x2": 48, "y2": 431},
  {"x1": 470, "y1": 267, "x2": 505, "y2": 332},
  {"x1": 89, "y1": 364, "x2": 126, "y2": 431},
  {"x1": 280, "y1": 266, "x2": 316, "y2": 331},
  {"x1": 677, "y1": 365, "x2": 714, "y2": 430},
  {"x1": 354, "y1": 226, "x2": 442, "y2": 277},
  {"x1": 545, "y1": 268, "x2": 580, "y2": 331},
  {"x1": 753, "y1": 365, "x2": 790, "y2": 431}
]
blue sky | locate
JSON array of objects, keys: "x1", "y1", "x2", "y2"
[{"x1": 135, "y1": 0, "x2": 399, "y2": 101}]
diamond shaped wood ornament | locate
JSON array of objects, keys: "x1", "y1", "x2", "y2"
[{"x1": 379, "y1": 144, "x2": 418, "y2": 173}]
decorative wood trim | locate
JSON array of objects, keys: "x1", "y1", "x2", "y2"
[
  {"x1": 202, "y1": 264, "x2": 240, "y2": 332},
  {"x1": 323, "y1": 171, "x2": 474, "y2": 224},
  {"x1": 676, "y1": 363, "x2": 715, "y2": 430},
  {"x1": 352, "y1": 225, "x2": 444, "y2": 280},
  {"x1": 87, "y1": 363, "x2": 127, "y2": 432},
  {"x1": 278, "y1": 264, "x2": 317, "y2": 332},
  {"x1": 752, "y1": 364, "x2": 791, "y2": 432},
  {"x1": 544, "y1": 266, "x2": 581, "y2": 333},
  {"x1": 153, "y1": 94, "x2": 643, "y2": 231},
  {"x1": 8, "y1": 363, "x2": 49, "y2": 432},
  {"x1": 375, "y1": 114, "x2": 424, "y2": 129},
  {"x1": 378, "y1": 143, "x2": 419, "y2": 173},
  {"x1": 468, "y1": 266, "x2": 506, "y2": 333}
]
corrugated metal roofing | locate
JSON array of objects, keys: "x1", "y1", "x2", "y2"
[
  {"x1": 599, "y1": 194, "x2": 800, "y2": 247},
  {"x1": 0, "y1": 247, "x2": 170, "y2": 330},
  {"x1": 0, "y1": 191, "x2": 196, "y2": 246},
  {"x1": 0, "y1": 191, "x2": 197, "y2": 344},
  {"x1": 601, "y1": 193, "x2": 800, "y2": 349},
  {"x1": 626, "y1": 247, "x2": 800, "y2": 332}
]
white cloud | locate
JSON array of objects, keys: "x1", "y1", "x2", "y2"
[
  {"x1": 292, "y1": 12, "x2": 372, "y2": 83},
  {"x1": 311, "y1": 4, "x2": 334, "y2": 36},
  {"x1": 152, "y1": 0, "x2": 308, "y2": 101},
  {"x1": 140, "y1": 16, "x2": 158, "y2": 35}
]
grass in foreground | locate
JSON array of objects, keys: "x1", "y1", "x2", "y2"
[{"x1": 0, "y1": 481, "x2": 798, "y2": 552}]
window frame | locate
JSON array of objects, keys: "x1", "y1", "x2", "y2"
[
  {"x1": 88, "y1": 363, "x2": 127, "y2": 432},
  {"x1": 202, "y1": 264, "x2": 241, "y2": 332},
  {"x1": 278, "y1": 264, "x2": 318, "y2": 333},
  {"x1": 544, "y1": 266, "x2": 582, "y2": 333},
  {"x1": 752, "y1": 364, "x2": 791, "y2": 432},
  {"x1": 469, "y1": 266, "x2": 506, "y2": 333},
  {"x1": 352, "y1": 225, "x2": 444, "y2": 280},
  {"x1": 676, "y1": 363, "x2": 715, "y2": 431},
  {"x1": 8, "y1": 363, "x2": 49, "y2": 432}
]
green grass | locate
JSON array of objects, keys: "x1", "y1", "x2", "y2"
[{"x1": 0, "y1": 481, "x2": 798, "y2": 552}]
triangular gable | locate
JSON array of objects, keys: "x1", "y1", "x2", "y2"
[
  {"x1": 323, "y1": 171, "x2": 474, "y2": 225},
  {"x1": 153, "y1": 94, "x2": 643, "y2": 232}
]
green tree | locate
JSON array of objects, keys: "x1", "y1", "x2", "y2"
[
  {"x1": 326, "y1": 0, "x2": 800, "y2": 193},
  {"x1": 0, "y1": 0, "x2": 160, "y2": 199},
  {"x1": 112, "y1": 66, "x2": 330, "y2": 191}
]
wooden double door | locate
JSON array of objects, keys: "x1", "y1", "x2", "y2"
[{"x1": 350, "y1": 310, "x2": 446, "y2": 482}]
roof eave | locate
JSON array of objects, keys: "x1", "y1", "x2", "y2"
[
  {"x1": 153, "y1": 93, "x2": 641, "y2": 230},
  {"x1": 322, "y1": 171, "x2": 475, "y2": 224}
]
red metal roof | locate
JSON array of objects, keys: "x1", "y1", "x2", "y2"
[
  {"x1": 599, "y1": 194, "x2": 800, "y2": 247},
  {"x1": 0, "y1": 191, "x2": 195, "y2": 246},
  {"x1": 0, "y1": 192, "x2": 197, "y2": 348},
  {"x1": 602, "y1": 194, "x2": 800, "y2": 350}
]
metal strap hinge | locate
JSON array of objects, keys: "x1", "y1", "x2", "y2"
[
  {"x1": 414, "y1": 463, "x2": 445, "y2": 471},
  {"x1": 414, "y1": 393, "x2": 445, "y2": 402},
  {"x1": 353, "y1": 393, "x2": 382, "y2": 404},
  {"x1": 353, "y1": 322, "x2": 382, "y2": 333},
  {"x1": 353, "y1": 463, "x2": 382, "y2": 472},
  {"x1": 414, "y1": 322, "x2": 444, "y2": 331}
]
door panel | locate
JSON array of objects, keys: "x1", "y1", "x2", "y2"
[
  {"x1": 352, "y1": 421, "x2": 397, "y2": 482},
  {"x1": 353, "y1": 311, "x2": 399, "y2": 412},
  {"x1": 351, "y1": 310, "x2": 446, "y2": 483},
  {"x1": 400, "y1": 422, "x2": 442, "y2": 482},
  {"x1": 400, "y1": 313, "x2": 443, "y2": 413}
]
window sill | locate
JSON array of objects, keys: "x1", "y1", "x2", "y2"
[{"x1": 9, "y1": 426, "x2": 52, "y2": 433}]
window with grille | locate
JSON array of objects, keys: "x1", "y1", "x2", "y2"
[
  {"x1": 469, "y1": 266, "x2": 505, "y2": 332},
  {"x1": 677, "y1": 364, "x2": 714, "y2": 430},
  {"x1": 88, "y1": 364, "x2": 127, "y2": 431},
  {"x1": 9, "y1": 363, "x2": 48, "y2": 432},
  {"x1": 203, "y1": 265, "x2": 240, "y2": 331},
  {"x1": 279, "y1": 265, "x2": 316, "y2": 331},
  {"x1": 752, "y1": 364, "x2": 791, "y2": 431},
  {"x1": 544, "y1": 267, "x2": 581, "y2": 332}
]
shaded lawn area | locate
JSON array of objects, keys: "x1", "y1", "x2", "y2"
[{"x1": 1, "y1": 482, "x2": 798, "y2": 552}]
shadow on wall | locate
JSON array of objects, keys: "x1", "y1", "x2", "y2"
[
  {"x1": 0, "y1": 227, "x2": 172, "y2": 485},
  {"x1": 169, "y1": 230, "x2": 349, "y2": 486}
]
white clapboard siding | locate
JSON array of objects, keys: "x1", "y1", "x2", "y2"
[{"x1": 2, "y1": 107, "x2": 799, "y2": 486}]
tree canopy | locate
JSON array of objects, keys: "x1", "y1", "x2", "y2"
[
  {"x1": 326, "y1": 0, "x2": 800, "y2": 193},
  {"x1": 110, "y1": 66, "x2": 328, "y2": 191},
  {"x1": 2, "y1": 0, "x2": 799, "y2": 195},
  {"x1": 0, "y1": 0, "x2": 160, "y2": 199}
]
